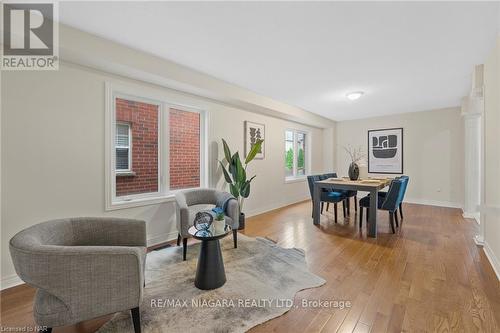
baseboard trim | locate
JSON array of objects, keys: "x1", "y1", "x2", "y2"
[
  {"x1": 404, "y1": 198, "x2": 463, "y2": 209},
  {"x1": 462, "y1": 211, "x2": 480, "y2": 224},
  {"x1": 483, "y1": 241, "x2": 500, "y2": 281},
  {"x1": 1, "y1": 274, "x2": 24, "y2": 291},
  {"x1": 147, "y1": 231, "x2": 178, "y2": 247},
  {"x1": 474, "y1": 235, "x2": 485, "y2": 246},
  {"x1": 244, "y1": 196, "x2": 310, "y2": 218}
]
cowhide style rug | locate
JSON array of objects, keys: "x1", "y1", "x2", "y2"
[{"x1": 97, "y1": 234, "x2": 325, "y2": 333}]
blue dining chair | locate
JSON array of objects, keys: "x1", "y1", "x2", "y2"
[
  {"x1": 359, "y1": 179, "x2": 405, "y2": 233},
  {"x1": 376, "y1": 175, "x2": 409, "y2": 219},
  {"x1": 307, "y1": 175, "x2": 346, "y2": 223},
  {"x1": 323, "y1": 173, "x2": 357, "y2": 215},
  {"x1": 318, "y1": 173, "x2": 348, "y2": 217}
]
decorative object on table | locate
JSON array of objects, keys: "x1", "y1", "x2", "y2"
[
  {"x1": 219, "y1": 137, "x2": 264, "y2": 230},
  {"x1": 368, "y1": 128, "x2": 403, "y2": 174},
  {"x1": 212, "y1": 207, "x2": 226, "y2": 221},
  {"x1": 343, "y1": 144, "x2": 365, "y2": 180},
  {"x1": 193, "y1": 211, "x2": 214, "y2": 230},
  {"x1": 244, "y1": 121, "x2": 265, "y2": 159},
  {"x1": 96, "y1": 234, "x2": 325, "y2": 333}
]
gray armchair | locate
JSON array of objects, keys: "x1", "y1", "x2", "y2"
[
  {"x1": 175, "y1": 188, "x2": 239, "y2": 260},
  {"x1": 9, "y1": 217, "x2": 147, "y2": 333}
]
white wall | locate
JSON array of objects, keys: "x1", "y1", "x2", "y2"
[
  {"x1": 483, "y1": 36, "x2": 500, "y2": 279},
  {"x1": 335, "y1": 108, "x2": 464, "y2": 207},
  {"x1": 0, "y1": 60, "x2": 330, "y2": 288},
  {"x1": 58, "y1": 25, "x2": 334, "y2": 129}
]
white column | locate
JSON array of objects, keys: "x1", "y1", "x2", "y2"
[
  {"x1": 463, "y1": 113, "x2": 482, "y2": 222},
  {"x1": 462, "y1": 64, "x2": 485, "y2": 245}
]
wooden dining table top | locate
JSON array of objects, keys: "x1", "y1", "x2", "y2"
[{"x1": 316, "y1": 177, "x2": 392, "y2": 190}]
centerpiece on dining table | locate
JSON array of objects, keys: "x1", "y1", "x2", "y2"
[{"x1": 343, "y1": 145, "x2": 366, "y2": 181}]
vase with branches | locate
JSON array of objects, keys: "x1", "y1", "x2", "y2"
[
  {"x1": 343, "y1": 145, "x2": 366, "y2": 180},
  {"x1": 219, "y1": 138, "x2": 264, "y2": 229}
]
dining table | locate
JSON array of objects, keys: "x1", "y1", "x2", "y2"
[{"x1": 313, "y1": 177, "x2": 392, "y2": 238}]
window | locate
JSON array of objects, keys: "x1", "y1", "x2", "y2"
[
  {"x1": 284, "y1": 129, "x2": 309, "y2": 180},
  {"x1": 115, "y1": 123, "x2": 131, "y2": 171},
  {"x1": 285, "y1": 130, "x2": 294, "y2": 177},
  {"x1": 169, "y1": 109, "x2": 201, "y2": 190},
  {"x1": 297, "y1": 132, "x2": 306, "y2": 176},
  {"x1": 114, "y1": 97, "x2": 159, "y2": 198},
  {"x1": 106, "y1": 83, "x2": 206, "y2": 210}
]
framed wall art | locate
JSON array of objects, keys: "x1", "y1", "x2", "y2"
[
  {"x1": 368, "y1": 127, "x2": 403, "y2": 174},
  {"x1": 244, "y1": 121, "x2": 265, "y2": 159}
]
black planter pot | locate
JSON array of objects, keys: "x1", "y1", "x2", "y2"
[
  {"x1": 348, "y1": 162, "x2": 360, "y2": 180},
  {"x1": 238, "y1": 213, "x2": 245, "y2": 230}
]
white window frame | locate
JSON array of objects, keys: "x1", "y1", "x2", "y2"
[
  {"x1": 284, "y1": 128, "x2": 311, "y2": 183},
  {"x1": 115, "y1": 122, "x2": 132, "y2": 173},
  {"x1": 105, "y1": 82, "x2": 207, "y2": 210}
]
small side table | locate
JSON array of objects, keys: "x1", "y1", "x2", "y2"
[{"x1": 188, "y1": 220, "x2": 232, "y2": 290}]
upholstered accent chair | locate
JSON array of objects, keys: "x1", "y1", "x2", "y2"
[
  {"x1": 9, "y1": 217, "x2": 147, "y2": 333},
  {"x1": 359, "y1": 178, "x2": 406, "y2": 233},
  {"x1": 307, "y1": 175, "x2": 347, "y2": 223},
  {"x1": 175, "y1": 188, "x2": 239, "y2": 260}
]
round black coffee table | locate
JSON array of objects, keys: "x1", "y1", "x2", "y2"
[{"x1": 188, "y1": 220, "x2": 232, "y2": 290}]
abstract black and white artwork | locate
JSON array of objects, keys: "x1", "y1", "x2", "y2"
[
  {"x1": 368, "y1": 128, "x2": 403, "y2": 174},
  {"x1": 245, "y1": 121, "x2": 265, "y2": 159}
]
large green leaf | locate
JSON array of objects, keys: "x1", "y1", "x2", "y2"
[
  {"x1": 245, "y1": 139, "x2": 264, "y2": 164},
  {"x1": 229, "y1": 183, "x2": 239, "y2": 198},
  {"x1": 219, "y1": 161, "x2": 233, "y2": 184},
  {"x1": 229, "y1": 152, "x2": 239, "y2": 180},
  {"x1": 222, "y1": 139, "x2": 232, "y2": 163},
  {"x1": 240, "y1": 181, "x2": 250, "y2": 198},
  {"x1": 240, "y1": 175, "x2": 256, "y2": 198},
  {"x1": 235, "y1": 154, "x2": 246, "y2": 183}
]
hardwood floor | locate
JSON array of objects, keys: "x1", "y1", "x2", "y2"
[{"x1": 1, "y1": 201, "x2": 499, "y2": 332}]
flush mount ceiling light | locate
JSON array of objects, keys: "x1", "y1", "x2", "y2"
[{"x1": 346, "y1": 91, "x2": 364, "y2": 101}]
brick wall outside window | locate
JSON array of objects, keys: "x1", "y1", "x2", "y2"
[
  {"x1": 169, "y1": 109, "x2": 200, "y2": 190},
  {"x1": 115, "y1": 98, "x2": 158, "y2": 197}
]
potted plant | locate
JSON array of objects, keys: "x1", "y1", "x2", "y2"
[
  {"x1": 343, "y1": 145, "x2": 365, "y2": 180},
  {"x1": 212, "y1": 207, "x2": 225, "y2": 221},
  {"x1": 219, "y1": 138, "x2": 264, "y2": 230}
]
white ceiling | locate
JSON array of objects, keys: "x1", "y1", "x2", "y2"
[{"x1": 60, "y1": 2, "x2": 499, "y2": 121}]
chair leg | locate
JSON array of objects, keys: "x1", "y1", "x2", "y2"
[
  {"x1": 177, "y1": 233, "x2": 181, "y2": 246},
  {"x1": 326, "y1": 202, "x2": 330, "y2": 211},
  {"x1": 321, "y1": 202, "x2": 324, "y2": 214},
  {"x1": 389, "y1": 212, "x2": 396, "y2": 234},
  {"x1": 334, "y1": 203, "x2": 338, "y2": 223},
  {"x1": 131, "y1": 307, "x2": 141, "y2": 333},
  {"x1": 182, "y1": 238, "x2": 188, "y2": 261},
  {"x1": 354, "y1": 196, "x2": 358, "y2": 212},
  {"x1": 366, "y1": 209, "x2": 369, "y2": 224},
  {"x1": 399, "y1": 203, "x2": 404, "y2": 219},
  {"x1": 394, "y1": 210, "x2": 399, "y2": 228},
  {"x1": 342, "y1": 200, "x2": 346, "y2": 218},
  {"x1": 359, "y1": 207, "x2": 363, "y2": 228},
  {"x1": 346, "y1": 198, "x2": 350, "y2": 216},
  {"x1": 233, "y1": 229, "x2": 238, "y2": 248}
]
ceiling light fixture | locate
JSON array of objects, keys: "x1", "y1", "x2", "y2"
[{"x1": 346, "y1": 91, "x2": 364, "y2": 101}]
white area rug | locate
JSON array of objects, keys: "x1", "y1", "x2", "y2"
[{"x1": 97, "y1": 234, "x2": 325, "y2": 333}]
